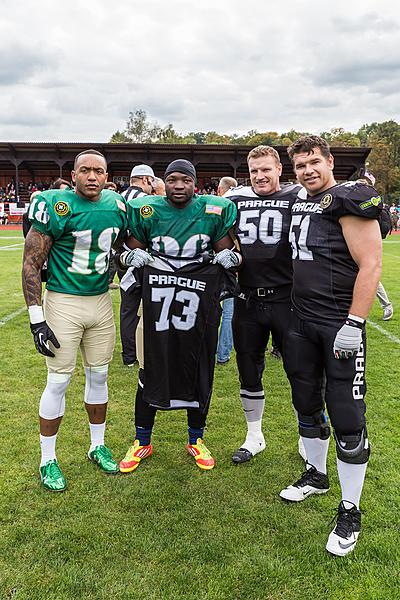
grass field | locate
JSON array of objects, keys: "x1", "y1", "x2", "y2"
[{"x1": 0, "y1": 228, "x2": 399, "y2": 600}]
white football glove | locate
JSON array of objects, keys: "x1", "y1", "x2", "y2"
[
  {"x1": 120, "y1": 248, "x2": 154, "y2": 269},
  {"x1": 333, "y1": 318, "x2": 364, "y2": 359},
  {"x1": 213, "y1": 249, "x2": 242, "y2": 269}
]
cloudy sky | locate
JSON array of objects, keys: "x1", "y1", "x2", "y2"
[{"x1": 1, "y1": 0, "x2": 399, "y2": 141}]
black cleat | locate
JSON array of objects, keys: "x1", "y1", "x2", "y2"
[
  {"x1": 280, "y1": 464, "x2": 330, "y2": 502},
  {"x1": 232, "y1": 448, "x2": 254, "y2": 464},
  {"x1": 326, "y1": 501, "x2": 361, "y2": 556}
]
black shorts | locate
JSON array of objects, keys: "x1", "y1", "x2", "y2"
[
  {"x1": 283, "y1": 312, "x2": 367, "y2": 435},
  {"x1": 232, "y1": 296, "x2": 291, "y2": 390}
]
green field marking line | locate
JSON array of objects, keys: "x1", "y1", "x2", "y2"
[
  {"x1": 367, "y1": 320, "x2": 400, "y2": 345},
  {"x1": 0, "y1": 306, "x2": 27, "y2": 326}
]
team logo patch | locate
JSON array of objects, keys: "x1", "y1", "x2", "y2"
[
  {"x1": 140, "y1": 205, "x2": 153, "y2": 218},
  {"x1": 360, "y1": 196, "x2": 382, "y2": 210},
  {"x1": 54, "y1": 201, "x2": 70, "y2": 216},
  {"x1": 320, "y1": 194, "x2": 333, "y2": 209},
  {"x1": 205, "y1": 204, "x2": 222, "y2": 215}
]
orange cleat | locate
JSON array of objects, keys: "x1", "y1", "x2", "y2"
[
  {"x1": 186, "y1": 438, "x2": 215, "y2": 470},
  {"x1": 119, "y1": 439, "x2": 152, "y2": 473}
]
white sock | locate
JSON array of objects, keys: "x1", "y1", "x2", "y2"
[
  {"x1": 89, "y1": 422, "x2": 105, "y2": 452},
  {"x1": 242, "y1": 420, "x2": 265, "y2": 454},
  {"x1": 302, "y1": 436, "x2": 329, "y2": 474},
  {"x1": 337, "y1": 458, "x2": 368, "y2": 509},
  {"x1": 40, "y1": 433, "x2": 57, "y2": 466},
  {"x1": 247, "y1": 419, "x2": 263, "y2": 438}
]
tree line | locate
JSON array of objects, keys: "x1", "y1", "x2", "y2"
[{"x1": 110, "y1": 110, "x2": 400, "y2": 199}]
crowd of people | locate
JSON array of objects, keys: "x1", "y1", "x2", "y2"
[{"x1": 21, "y1": 139, "x2": 390, "y2": 558}]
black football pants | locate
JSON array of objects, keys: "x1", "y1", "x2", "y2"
[
  {"x1": 119, "y1": 284, "x2": 139, "y2": 365},
  {"x1": 283, "y1": 312, "x2": 367, "y2": 435},
  {"x1": 232, "y1": 297, "x2": 292, "y2": 390}
]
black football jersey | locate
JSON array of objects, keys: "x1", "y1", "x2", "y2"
[
  {"x1": 139, "y1": 256, "x2": 235, "y2": 410},
  {"x1": 290, "y1": 181, "x2": 382, "y2": 323},
  {"x1": 225, "y1": 184, "x2": 300, "y2": 295}
]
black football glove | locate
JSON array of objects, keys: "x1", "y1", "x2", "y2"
[{"x1": 30, "y1": 321, "x2": 60, "y2": 357}]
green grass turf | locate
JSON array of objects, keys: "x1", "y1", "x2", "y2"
[{"x1": 0, "y1": 229, "x2": 399, "y2": 600}]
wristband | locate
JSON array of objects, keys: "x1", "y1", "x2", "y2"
[
  {"x1": 232, "y1": 250, "x2": 243, "y2": 266},
  {"x1": 346, "y1": 314, "x2": 365, "y2": 329},
  {"x1": 28, "y1": 305, "x2": 44, "y2": 324}
]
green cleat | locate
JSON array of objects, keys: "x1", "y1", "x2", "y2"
[
  {"x1": 88, "y1": 445, "x2": 119, "y2": 474},
  {"x1": 39, "y1": 459, "x2": 67, "y2": 492}
]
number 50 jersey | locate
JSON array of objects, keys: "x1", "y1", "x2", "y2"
[
  {"x1": 29, "y1": 188, "x2": 128, "y2": 296},
  {"x1": 225, "y1": 184, "x2": 300, "y2": 295}
]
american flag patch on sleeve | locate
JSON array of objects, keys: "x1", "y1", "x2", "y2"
[{"x1": 205, "y1": 204, "x2": 222, "y2": 215}]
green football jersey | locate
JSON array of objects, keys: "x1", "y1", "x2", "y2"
[
  {"x1": 29, "y1": 188, "x2": 128, "y2": 296},
  {"x1": 126, "y1": 194, "x2": 237, "y2": 257}
]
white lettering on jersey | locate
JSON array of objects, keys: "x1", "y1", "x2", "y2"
[
  {"x1": 237, "y1": 199, "x2": 290, "y2": 209},
  {"x1": 152, "y1": 287, "x2": 200, "y2": 332},
  {"x1": 292, "y1": 202, "x2": 323, "y2": 213},
  {"x1": 148, "y1": 274, "x2": 206, "y2": 291}
]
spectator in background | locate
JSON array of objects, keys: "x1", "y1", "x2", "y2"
[
  {"x1": 152, "y1": 177, "x2": 165, "y2": 196},
  {"x1": 118, "y1": 164, "x2": 155, "y2": 367},
  {"x1": 104, "y1": 181, "x2": 118, "y2": 192},
  {"x1": 50, "y1": 178, "x2": 71, "y2": 191},
  {"x1": 216, "y1": 176, "x2": 237, "y2": 365},
  {"x1": 104, "y1": 182, "x2": 120, "y2": 288},
  {"x1": 389, "y1": 203, "x2": 398, "y2": 231}
]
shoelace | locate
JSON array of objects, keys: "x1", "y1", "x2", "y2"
[
  {"x1": 329, "y1": 503, "x2": 358, "y2": 538},
  {"x1": 96, "y1": 445, "x2": 112, "y2": 460},
  {"x1": 197, "y1": 442, "x2": 211, "y2": 459},
  {"x1": 47, "y1": 461, "x2": 62, "y2": 479},
  {"x1": 125, "y1": 443, "x2": 140, "y2": 460},
  {"x1": 293, "y1": 464, "x2": 316, "y2": 486}
]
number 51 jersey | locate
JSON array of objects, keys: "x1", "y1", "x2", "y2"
[
  {"x1": 28, "y1": 188, "x2": 128, "y2": 295},
  {"x1": 289, "y1": 181, "x2": 382, "y2": 323}
]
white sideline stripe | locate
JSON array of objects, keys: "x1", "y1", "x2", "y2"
[
  {"x1": 0, "y1": 236, "x2": 24, "y2": 239},
  {"x1": 367, "y1": 320, "x2": 400, "y2": 345},
  {"x1": 0, "y1": 306, "x2": 27, "y2": 326},
  {"x1": 0, "y1": 242, "x2": 24, "y2": 249}
]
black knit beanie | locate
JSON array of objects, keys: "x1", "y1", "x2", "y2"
[{"x1": 164, "y1": 159, "x2": 196, "y2": 181}]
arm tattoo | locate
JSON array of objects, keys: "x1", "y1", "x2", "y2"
[{"x1": 22, "y1": 228, "x2": 53, "y2": 306}]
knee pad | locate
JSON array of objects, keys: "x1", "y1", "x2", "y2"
[
  {"x1": 334, "y1": 428, "x2": 370, "y2": 464},
  {"x1": 298, "y1": 410, "x2": 330, "y2": 440},
  {"x1": 84, "y1": 365, "x2": 108, "y2": 405},
  {"x1": 39, "y1": 372, "x2": 71, "y2": 420}
]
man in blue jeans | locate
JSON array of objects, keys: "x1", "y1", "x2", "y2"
[{"x1": 216, "y1": 176, "x2": 238, "y2": 364}]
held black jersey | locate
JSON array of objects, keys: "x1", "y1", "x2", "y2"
[
  {"x1": 139, "y1": 256, "x2": 235, "y2": 411},
  {"x1": 225, "y1": 184, "x2": 300, "y2": 296},
  {"x1": 290, "y1": 181, "x2": 382, "y2": 323}
]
